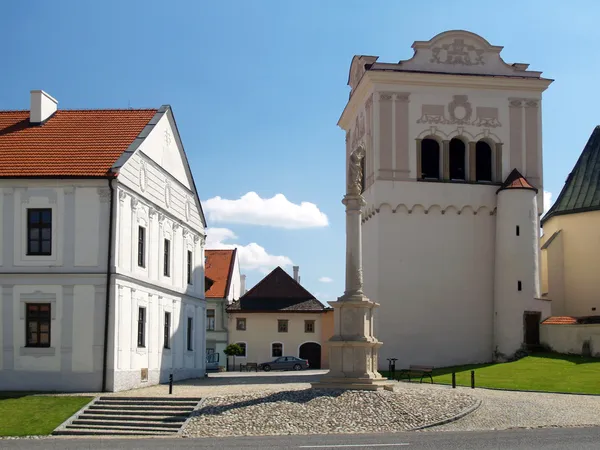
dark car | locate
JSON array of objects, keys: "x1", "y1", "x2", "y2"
[{"x1": 259, "y1": 356, "x2": 309, "y2": 371}]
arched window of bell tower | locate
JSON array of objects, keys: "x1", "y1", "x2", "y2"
[
  {"x1": 449, "y1": 138, "x2": 467, "y2": 181},
  {"x1": 420, "y1": 138, "x2": 440, "y2": 180},
  {"x1": 475, "y1": 140, "x2": 493, "y2": 182}
]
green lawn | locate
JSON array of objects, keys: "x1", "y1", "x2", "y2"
[
  {"x1": 0, "y1": 393, "x2": 93, "y2": 436},
  {"x1": 383, "y1": 353, "x2": 600, "y2": 395}
]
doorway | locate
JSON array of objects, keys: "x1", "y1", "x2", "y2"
[
  {"x1": 524, "y1": 311, "x2": 541, "y2": 348},
  {"x1": 299, "y1": 342, "x2": 322, "y2": 369}
]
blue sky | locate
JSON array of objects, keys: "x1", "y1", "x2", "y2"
[{"x1": 2, "y1": 1, "x2": 599, "y2": 302}]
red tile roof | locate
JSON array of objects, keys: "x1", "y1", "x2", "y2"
[
  {"x1": 0, "y1": 109, "x2": 157, "y2": 177},
  {"x1": 497, "y1": 168, "x2": 538, "y2": 193},
  {"x1": 542, "y1": 316, "x2": 578, "y2": 325},
  {"x1": 205, "y1": 249, "x2": 237, "y2": 298}
]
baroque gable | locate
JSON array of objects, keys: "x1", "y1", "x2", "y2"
[{"x1": 399, "y1": 30, "x2": 543, "y2": 77}]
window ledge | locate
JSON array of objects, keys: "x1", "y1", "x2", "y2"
[{"x1": 20, "y1": 347, "x2": 55, "y2": 357}]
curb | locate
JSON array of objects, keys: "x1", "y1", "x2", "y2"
[
  {"x1": 177, "y1": 397, "x2": 207, "y2": 437},
  {"x1": 409, "y1": 398, "x2": 483, "y2": 431}
]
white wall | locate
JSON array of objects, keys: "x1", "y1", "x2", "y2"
[{"x1": 541, "y1": 324, "x2": 600, "y2": 356}]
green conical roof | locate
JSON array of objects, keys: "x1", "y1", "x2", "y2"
[{"x1": 542, "y1": 126, "x2": 600, "y2": 225}]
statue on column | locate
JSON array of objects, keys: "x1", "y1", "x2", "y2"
[{"x1": 348, "y1": 147, "x2": 364, "y2": 195}]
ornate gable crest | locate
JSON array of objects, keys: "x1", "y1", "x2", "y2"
[{"x1": 398, "y1": 30, "x2": 543, "y2": 78}]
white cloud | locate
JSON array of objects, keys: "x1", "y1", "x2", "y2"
[
  {"x1": 205, "y1": 227, "x2": 293, "y2": 274},
  {"x1": 318, "y1": 277, "x2": 333, "y2": 283},
  {"x1": 543, "y1": 191, "x2": 552, "y2": 216},
  {"x1": 204, "y1": 192, "x2": 329, "y2": 229}
]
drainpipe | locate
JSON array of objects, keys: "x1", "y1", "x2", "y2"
[{"x1": 102, "y1": 178, "x2": 116, "y2": 392}]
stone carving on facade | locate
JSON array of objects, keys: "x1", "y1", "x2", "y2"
[
  {"x1": 351, "y1": 113, "x2": 366, "y2": 150},
  {"x1": 379, "y1": 92, "x2": 393, "y2": 102},
  {"x1": 185, "y1": 198, "x2": 191, "y2": 221},
  {"x1": 417, "y1": 96, "x2": 500, "y2": 128},
  {"x1": 164, "y1": 181, "x2": 172, "y2": 208},
  {"x1": 148, "y1": 207, "x2": 157, "y2": 219},
  {"x1": 131, "y1": 198, "x2": 139, "y2": 211},
  {"x1": 430, "y1": 38, "x2": 485, "y2": 66},
  {"x1": 97, "y1": 188, "x2": 111, "y2": 203},
  {"x1": 2, "y1": 188, "x2": 13, "y2": 196},
  {"x1": 395, "y1": 93, "x2": 410, "y2": 102},
  {"x1": 139, "y1": 161, "x2": 147, "y2": 192},
  {"x1": 473, "y1": 107, "x2": 501, "y2": 127},
  {"x1": 118, "y1": 190, "x2": 128, "y2": 203},
  {"x1": 200, "y1": 234, "x2": 206, "y2": 246},
  {"x1": 509, "y1": 98, "x2": 524, "y2": 108},
  {"x1": 172, "y1": 222, "x2": 181, "y2": 231},
  {"x1": 164, "y1": 129, "x2": 173, "y2": 149},
  {"x1": 348, "y1": 147, "x2": 365, "y2": 195},
  {"x1": 417, "y1": 105, "x2": 447, "y2": 124},
  {"x1": 525, "y1": 99, "x2": 539, "y2": 108}
]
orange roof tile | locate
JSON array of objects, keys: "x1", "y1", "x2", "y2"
[
  {"x1": 0, "y1": 109, "x2": 157, "y2": 177},
  {"x1": 542, "y1": 316, "x2": 578, "y2": 325},
  {"x1": 205, "y1": 249, "x2": 237, "y2": 298},
  {"x1": 497, "y1": 168, "x2": 538, "y2": 193}
]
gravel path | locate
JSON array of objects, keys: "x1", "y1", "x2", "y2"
[{"x1": 182, "y1": 387, "x2": 478, "y2": 437}]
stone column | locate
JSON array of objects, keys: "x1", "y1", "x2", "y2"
[{"x1": 312, "y1": 147, "x2": 390, "y2": 391}]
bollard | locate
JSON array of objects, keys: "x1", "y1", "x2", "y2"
[
  {"x1": 452, "y1": 372, "x2": 456, "y2": 389},
  {"x1": 470, "y1": 370, "x2": 475, "y2": 389},
  {"x1": 387, "y1": 358, "x2": 398, "y2": 380},
  {"x1": 169, "y1": 373, "x2": 173, "y2": 394}
]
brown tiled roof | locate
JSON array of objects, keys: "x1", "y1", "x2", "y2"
[
  {"x1": 227, "y1": 266, "x2": 328, "y2": 313},
  {"x1": 0, "y1": 109, "x2": 157, "y2": 177},
  {"x1": 205, "y1": 249, "x2": 237, "y2": 298},
  {"x1": 497, "y1": 168, "x2": 538, "y2": 194},
  {"x1": 542, "y1": 316, "x2": 578, "y2": 325}
]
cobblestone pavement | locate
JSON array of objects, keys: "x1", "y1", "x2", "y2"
[
  {"x1": 422, "y1": 383, "x2": 600, "y2": 431},
  {"x1": 44, "y1": 371, "x2": 600, "y2": 433},
  {"x1": 182, "y1": 387, "x2": 477, "y2": 437}
]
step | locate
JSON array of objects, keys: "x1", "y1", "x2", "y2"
[
  {"x1": 54, "y1": 428, "x2": 172, "y2": 436},
  {"x1": 94, "y1": 400, "x2": 199, "y2": 407},
  {"x1": 65, "y1": 424, "x2": 179, "y2": 433},
  {"x1": 75, "y1": 414, "x2": 186, "y2": 423},
  {"x1": 84, "y1": 408, "x2": 192, "y2": 416},
  {"x1": 89, "y1": 405, "x2": 194, "y2": 413},
  {"x1": 100, "y1": 396, "x2": 202, "y2": 402},
  {"x1": 72, "y1": 418, "x2": 183, "y2": 428}
]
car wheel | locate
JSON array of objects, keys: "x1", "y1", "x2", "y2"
[
  {"x1": 293, "y1": 364, "x2": 302, "y2": 371},
  {"x1": 263, "y1": 365, "x2": 271, "y2": 372}
]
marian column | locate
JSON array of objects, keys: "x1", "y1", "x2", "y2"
[{"x1": 312, "y1": 146, "x2": 389, "y2": 390}]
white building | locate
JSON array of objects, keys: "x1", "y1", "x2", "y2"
[
  {"x1": 338, "y1": 30, "x2": 554, "y2": 368},
  {"x1": 0, "y1": 90, "x2": 208, "y2": 392}
]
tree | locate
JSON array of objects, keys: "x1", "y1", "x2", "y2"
[{"x1": 224, "y1": 343, "x2": 244, "y2": 371}]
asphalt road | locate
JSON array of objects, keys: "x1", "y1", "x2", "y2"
[{"x1": 2, "y1": 427, "x2": 600, "y2": 450}]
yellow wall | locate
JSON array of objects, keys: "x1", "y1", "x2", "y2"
[
  {"x1": 228, "y1": 312, "x2": 325, "y2": 369},
  {"x1": 541, "y1": 210, "x2": 600, "y2": 316}
]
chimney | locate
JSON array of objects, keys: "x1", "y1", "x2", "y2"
[
  {"x1": 293, "y1": 266, "x2": 300, "y2": 283},
  {"x1": 30, "y1": 90, "x2": 58, "y2": 124},
  {"x1": 240, "y1": 274, "x2": 246, "y2": 295}
]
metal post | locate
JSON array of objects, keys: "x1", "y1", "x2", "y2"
[
  {"x1": 169, "y1": 373, "x2": 173, "y2": 394},
  {"x1": 470, "y1": 370, "x2": 475, "y2": 389},
  {"x1": 452, "y1": 372, "x2": 456, "y2": 389},
  {"x1": 387, "y1": 358, "x2": 397, "y2": 380}
]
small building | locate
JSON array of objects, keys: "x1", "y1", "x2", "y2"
[
  {"x1": 0, "y1": 90, "x2": 208, "y2": 392},
  {"x1": 205, "y1": 249, "x2": 242, "y2": 370},
  {"x1": 540, "y1": 126, "x2": 600, "y2": 356},
  {"x1": 226, "y1": 266, "x2": 332, "y2": 370}
]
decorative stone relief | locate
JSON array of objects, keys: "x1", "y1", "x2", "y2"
[
  {"x1": 149, "y1": 207, "x2": 158, "y2": 219},
  {"x1": 131, "y1": 198, "x2": 139, "y2": 211},
  {"x1": 430, "y1": 38, "x2": 485, "y2": 66},
  {"x1": 97, "y1": 188, "x2": 111, "y2": 203},
  {"x1": 351, "y1": 113, "x2": 366, "y2": 150},
  {"x1": 525, "y1": 99, "x2": 539, "y2": 108},
  {"x1": 164, "y1": 181, "x2": 172, "y2": 208},
  {"x1": 416, "y1": 96, "x2": 500, "y2": 128},
  {"x1": 2, "y1": 188, "x2": 13, "y2": 196},
  {"x1": 200, "y1": 235, "x2": 206, "y2": 246},
  {"x1": 509, "y1": 98, "x2": 524, "y2": 108},
  {"x1": 447, "y1": 95, "x2": 472, "y2": 124},
  {"x1": 172, "y1": 222, "x2": 181, "y2": 231},
  {"x1": 118, "y1": 190, "x2": 128, "y2": 203},
  {"x1": 139, "y1": 161, "x2": 147, "y2": 192},
  {"x1": 379, "y1": 92, "x2": 393, "y2": 101},
  {"x1": 473, "y1": 107, "x2": 501, "y2": 127},
  {"x1": 395, "y1": 93, "x2": 410, "y2": 102},
  {"x1": 365, "y1": 94, "x2": 373, "y2": 108},
  {"x1": 164, "y1": 129, "x2": 173, "y2": 149},
  {"x1": 185, "y1": 198, "x2": 191, "y2": 221}
]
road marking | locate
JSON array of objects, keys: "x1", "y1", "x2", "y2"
[{"x1": 298, "y1": 444, "x2": 409, "y2": 448}]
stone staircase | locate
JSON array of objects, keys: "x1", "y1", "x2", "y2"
[{"x1": 53, "y1": 396, "x2": 203, "y2": 436}]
